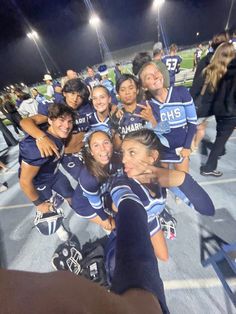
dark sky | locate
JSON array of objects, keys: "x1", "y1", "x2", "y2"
[{"x1": 0, "y1": 0, "x2": 235, "y2": 88}]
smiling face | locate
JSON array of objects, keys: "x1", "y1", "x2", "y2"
[
  {"x1": 48, "y1": 114, "x2": 73, "y2": 139},
  {"x1": 140, "y1": 64, "x2": 164, "y2": 93},
  {"x1": 89, "y1": 132, "x2": 113, "y2": 166},
  {"x1": 121, "y1": 138, "x2": 158, "y2": 179},
  {"x1": 92, "y1": 87, "x2": 111, "y2": 114},
  {"x1": 118, "y1": 79, "x2": 139, "y2": 106}
]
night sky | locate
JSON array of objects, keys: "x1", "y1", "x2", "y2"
[{"x1": 0, "y1": 0, "x2": 235, "y2": 88}]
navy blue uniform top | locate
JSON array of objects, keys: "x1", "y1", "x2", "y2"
[
  {"x1": 38, "y1": 99, "x2": 94, "y2": 134},
  {"x1": 84, "y1": 74, "x2": 101, "y2": 89},
  {"x1": 19, "y1": 132, "x2": 65, "y2": 186},
  {"x1": 150, "y1": 86, "x2": 197, "y2": 149},
  {"x1": 72, "y1": 156, "x2": 122, "y2": 220},
  {"x1": 162, "y1": 55, "x2": 182, "y2": 85},
  {"x1": 110, "y1": 104, "x2": 161, "y2": 139},
  {"x1": 87, "y1": 112, "x2": 111, "y2": 135},
  {"x1": 111, "y1": 174, "x2": 166, "y2": 223}
]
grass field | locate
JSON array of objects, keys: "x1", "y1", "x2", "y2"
[{"x1": 25, "y1": 48, "x2": 198, "y2": 97}]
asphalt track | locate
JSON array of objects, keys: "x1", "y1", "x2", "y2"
[{"x1": 0, "y1": 119, "x2": 235, "y2": 314}]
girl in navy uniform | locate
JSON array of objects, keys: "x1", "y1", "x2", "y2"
[
  {"x1": 87, "y1": 85, "x2": 114, "y2": 135},
  {"x1": 110, "y1": 129, "x2": 215, "y2": 260},
  {"x1": 110, "y1": 74, "x2": 165, "y2": 150},
  {"x1": 72, "y1": 131, "x2": 121, "y2": 231},
  {"x1": 139, "y1": 62, "x2": 197, "y2": 173}
]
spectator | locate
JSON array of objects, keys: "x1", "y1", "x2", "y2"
[
  {"x1": 43, "y1": 74, "x2": 54, "y2": 98},
  {"x1": 98, "y1": 64, "x2": 118, "y2": 104},
  {"x1": 31, "y1": 88, "x2": 46, "y2": 103},
  {"x1": 199, "y1": 42, "x2": 236, "y2": 177},
  {"x1": 190, "y1": 31, "x2": 230, "y2": 151},
  {"x1": 84, "y1": 66, "x2": 101, "y2": 90},
  {"x1": 61, "y1": 69, "x2": 78, "y2": 88},
  {"x1": 14, "y1": 88, "x2": 38, "y2": 117},
  {"x1": 114, "y1": 63, "x2": 122, "y2": 83},
  {"x1": 192, "y1": 43, "x2": 203, "y2": 72},
  {"x1": 153, "y1": 42, "x2": 164, "y2": 61},
  {"x1": 0, "y1": 97, "x2": 22, "y2": 135},
  {"x1": 132, "y1": 52, "x2": 152, "y2": 76}
]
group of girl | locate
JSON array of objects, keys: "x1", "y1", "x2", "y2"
[
  {"x1": 69, "y1": 64, "x2": 214, "y2": 261},
  {"x1": 19, "y1": 59, "x2": 215, "y2": 261}
]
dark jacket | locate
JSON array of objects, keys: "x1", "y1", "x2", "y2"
[
  {"x1": 190, "y1": 53, "x2": 214, "y2": 109},
  {"x1": 212, "y1": 58, "x2": 236, "y2": 117}
]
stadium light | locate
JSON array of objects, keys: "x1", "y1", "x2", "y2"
[
  {"x1": 89, "y1": 14, "x2": 104, "y2": 61},
  {"x1": 152, "y1": 0, "x2": 165, "y2": 42},
  {"x1": 196, "y1": 32, "x2": 200, "y2": 37},
  {"x1": 27, "y1": 30, "x2": 50, "y2": 74},
  {"x1": 89, "y1": 15, "x2": 100, "y2": 27},
  {"x1": 153, "y1": 0, "x2": 165, "y2": 9}
]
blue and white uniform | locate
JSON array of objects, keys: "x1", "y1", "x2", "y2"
[
  {"x1": 162, "y1": 55, "x2": 182, "y2": 86},
  {"x1": 84, "y1": 74, "x2": 101, "y2": 89},
  {"x1": 150, "y1": 86, "x2": 197, "y2": 162},
  {"x1": 38, "y1": 99, "x2": 94, "y2": 117},
  {"x1": 72, "y1": 157, "x2": 122, "y2": 220},
  {"x1": 19, "y1": 132, "x2": 74, "y2": 201},
  {"x1": 87, "y1": 111, "x2": 111, "y2": 135},
  {"x1": 38, "y1": 99, "x2": 94, "y2": 180},
  {"x1": 111, "y1": 175, "x2": 167, "y2": 236}
]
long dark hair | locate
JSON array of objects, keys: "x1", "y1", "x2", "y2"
[
  {"x1": 82, "y1": 131, "x2": 113, "y2": 182},
  {"x1": 123, "y1": 129, "x2": 162, "y2": 163}
]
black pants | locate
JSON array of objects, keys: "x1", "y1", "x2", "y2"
[
  {"x1": 0, "y1": 119, "x2": 18, "y2": 147},
  {"x1": 201, "y1": 116, "x2": 236, "y2": 172}
]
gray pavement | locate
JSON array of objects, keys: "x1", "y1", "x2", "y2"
[{"x1": 0, "y1": 120, "x2": 236, "y2": 313}]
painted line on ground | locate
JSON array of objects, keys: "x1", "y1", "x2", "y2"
[
  {"x1": 198, "y1": 178, "x2": 236, "y2": 186},
  {"x1": 0, "y1": 203, "x2": 32, "y2": 210},
  {"x1": 164, "y1": 277, "x2": 236, "y2": 290},
  {"x1": 0, "y1": 170, "x2": 18, "y2": 175}
]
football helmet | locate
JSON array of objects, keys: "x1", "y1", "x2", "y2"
[
  {"x1": 34, "y1": 207, "x2": 64, "y2": 236},
  {"x1": 52, "y1": 238, "x2": 83, "y2": 275}
]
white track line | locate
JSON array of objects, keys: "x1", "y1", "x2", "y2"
[
  {"x1": 164, "y1": 277, "x2": 236, "y2": 290},
  {"x1": 0, "y1": 203, "x2": 33, "y2": 210},
  {"x1": 198, "y1": 178, "x2": 236, "y2": 186}
]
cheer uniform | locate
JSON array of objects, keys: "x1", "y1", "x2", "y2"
[
  {"x1": 111, "y1": 175, "x2": 166, "y2": 236},
  {"x1": 150, "y1": 86, "x2": 197, "y2": 162},
  {"x1": 72, "y1": 157, "x2": 122, "y2": 220}
]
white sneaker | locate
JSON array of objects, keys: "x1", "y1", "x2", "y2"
[
  {"x1": 0, "y1": 182, "x2": 8, "y2": 192},
  {"x1": 56, "y1": 225, "x2": 69, "y2": 242}
]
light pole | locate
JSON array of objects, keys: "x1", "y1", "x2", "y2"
[
  {"x1": 153, "y1": 0, "x2": 165, "y2": 42},
  {"x1": 27, "y1": 30, "x2": 50, "y2": 74},
  {"x1": 89, "y1": 15, "x2": 104, "y2": 62}
]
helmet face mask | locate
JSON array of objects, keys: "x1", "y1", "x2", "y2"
[{"x1": 34, "y1": 209, "x2": 64, "y2": 235}]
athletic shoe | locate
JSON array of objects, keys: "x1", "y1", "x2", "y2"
[
  {"x1": 0, "y1": 182, "x2": 8, "y2": 192},
  {"x1": 200, "y1": 169, "x2": 223, "y2": 177},
  {"x1": 56, "y1": 225, "x2": 70, "y2": 242}
]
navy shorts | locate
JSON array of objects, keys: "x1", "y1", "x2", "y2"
[
  {"x1": 35, "y1": 170, "x2": 74, "y2": 201},
  {"x1": 160, "y1": 146, "x2": 184, "y2": 163}
]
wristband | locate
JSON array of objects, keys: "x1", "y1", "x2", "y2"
[
  {"x1": 32, "y1": 196, "x2": 45, "y2": 206},
  {"x1": 36, "y1": 135, "x2": 47, "y2": 142}
]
